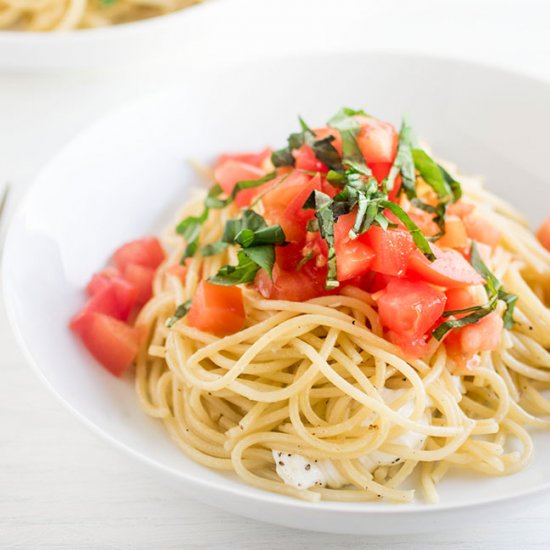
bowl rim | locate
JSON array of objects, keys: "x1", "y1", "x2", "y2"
[
  {"x1": 3, "y1": 49, "x2": 550, "y2": 516},
  {"x1": 0, "y1": 0, "x2": 213, "y2": 41}
]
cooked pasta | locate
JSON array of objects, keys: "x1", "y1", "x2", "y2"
[
  {"x1": 0, "y1": 0, "x2": 201, "y2": 31},
  {"x1": 70, "y1": 108, "x2": 550, "y2": 503}
]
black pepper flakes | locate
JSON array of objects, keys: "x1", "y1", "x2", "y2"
[
  {"x1": 305, "y1": 464, "x2": 311, "y2": 471},
  {"x1": 278, "y1": 461, "x2": 285, "y2": 466}
]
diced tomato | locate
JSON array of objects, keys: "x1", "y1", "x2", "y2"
[
  {"x1": 166, "y1": 264, "x2": 188, "y2": 282},
  {"x1": 408, "y1": 210, "x2": 439, "y2": 238},
  {"x1": 361, "y1": 271, "x2": 392, "y2": 293},
  {"x1": 446, "y1": 311, "x2": 503, "y2": 357},
  {"x1": 76, "y1": 313, "x2": 142, "y2": 377},
  {"x1": 113, "y1": 237, "x2": 165, "y2": 272},
  {"x1": 213, "y1": 159, "x2": 268, "y2": 207},
  {"x1": 463, "y1": 215, "x2": 501, "y2": 249},
  {"x1": 536, "y1": 217, "x2": 550, "y2": 252},
  {"x1": 215, "y1": 148, "x2": 271, "y2": 170},
  {"x1": 436, "y1": 216, "x2": 469, "y2": 249},
  {"x1": 378, "y1": 278, "x2": 447, "y2": 338},
  {"x1": 444, "y1": 287, "x2": 483, "y2": 316},
  {"x1": 355, "y1": 116, "x2": 398, "y2": 165},
  {"x1": 334, "y1": 212, "x2": 375, "y2": 281},
  {"x1": 123, "y1": 263, "x2": 155, "y2": 305},
  {"x1": 387, "y1": 331, "x2": 431, "y2": 359},
  {"x1": 407, "y1": 245, "x2": 484, "y2": 289},
  {"x1": 86, "y1": 268, "x2": 119, "y2": 296},
  {"x1": 293, "y1": 144, "x2": 329, "y2": 173},
  {"x1": 447, "y1": 200, "x2": 476, "y2": 219},
  {"x1": 70, "y1": 278, "x2": 137, "y2": 334},
  {"x1": 262, "y1": 171, "x2": 321, "y2": 243},
  {"x1": 363, "y1": 225, "x2": 416, "y2": 277},
  {"x1": 187, "y1": 281, "x2": 245, "y2": 336}
]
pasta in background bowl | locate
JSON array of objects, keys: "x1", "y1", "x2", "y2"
[{"x1": 3, "y1": 52, "x2": 550, "y2": 535}]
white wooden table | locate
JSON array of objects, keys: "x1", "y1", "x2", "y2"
[{"x1": 2, "y1": 1, "x2": 550, "y2": 547}]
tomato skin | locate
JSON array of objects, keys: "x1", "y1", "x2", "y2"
[
  {"x1": 436, "y1": 216, "x2": 469, "y2": 249},
  {"x1": 213, "y1": 160, "x2": 267, "y2": 207},
  {"x1": 355, "y1": 116, "x2": 398, "y2": 164},
  {"x1": 363, "y1": 225, "x2": 416, "y2": 277},
  {"x1": 463, "y1": 215, "x2": 501, "y2": 249},
  {"x1": 70, "y1": 278, "x2": 137, "y2": 334},
  {"x1": 444, "y1": 287, "x2": 482, "y2": 315},
  {"x1": 76, "y1": 313, "x2": 142, "y2": 377},
  {"x1": 215, "y1": 148, "x2": 271, "y2": 170},
  {"x1": 123, "y1": 263, "x2": 155, "y2": 305},
  {"x1": 378, "y1": 278, "x2": 447, "y2": 338},
  {"x1": 407, "y1": 245, "x2": 484, "y2": 289},
  {"x1": 187, "y1": 281, "x2": 245, "y2": 336},
  {"x1": 334, "y1": 212, "x2": 375, "y2": 281},
  {"x1": 255, "y1": 264, "x2": 325, "y2": 302},
  {"x1": 113, "y1": 237, "x2": 165, "y2": 273},
  {"x1": 370, "y1": 162, "x2": 402, "y2": 202},
  {"x1": 537, "y1": 217, "x2": 550, "y2": 251}
]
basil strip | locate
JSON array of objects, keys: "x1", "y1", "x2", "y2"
[
  {"x1": 433, "y1": 307, "x2": 494, "y2": 341},
  {"x1": 385, "y1": 117, "x2": 416, "y2": 197},
  {"x1": 201, "y1": 241, "x2": 229, "y2": 257},
  {"x1": 176, "y1": 208, "x2": 209, "y2": 262},
  {"x1": 209, "y1": 251, "x2": 260, "y2": 285},
  {"x1": 304, "y1": 190, "x2": 339, "y2": 289},
  {"x1": 167, "y1": 300, "x2": 192, "y2": 328}
]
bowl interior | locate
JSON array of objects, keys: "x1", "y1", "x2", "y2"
[{"x1": 4, "y1": 52, "x2": 550, "y2": 531}]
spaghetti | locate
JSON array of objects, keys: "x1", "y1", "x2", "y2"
[
  {"x1": 0, "y1": 0, "x2": 201, "y2": 31},
  {"x1": 71, "y1": 109, "x2": 550, "y2": 503}
]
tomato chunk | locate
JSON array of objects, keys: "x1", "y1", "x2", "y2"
[
  {"x1": 355, "y1": 116, "x2": 398, "y2": 164},
  {"x1": 378, "y1": 278, "x2": 447, "y2": 338},
  {"x1": 123, "y1": 263, "x2": 155, "y2": 305},
  {"x1": 446, "y1": 311, "x2": 503, "y2": 357},
  {"x1": 215, "y1": 148, "x2": 271, "y2": 170},
  {"x1": 463, "y1": 215, "x2": 501, "y2": 249},
  {"x1": 370, "y1": 162, "x2": 402, "y2": 202},
  {"x1": 76, "y1": 313, "x2": 142, "y2": 377},
  {"x1": 536, "y1": 217, "x2": 550, "y2": 252},
  {"x1": 334, "y1": 212, "x2": 375, "y2": 281},
  {"x1": 293, "y1": 144, "x2": 329, "y2": 173},
  {"x1": 408, "y1": 245, "x2": 484, "y2": 289},
  {"x1": 86, "y1": 268, "x2": 119, "y2": 296},
  {"x1": 113, "y1": 237, "x2": 165, "y2": 272},
  {"x1": 187, "y1": 281, "x2": 245, "y2": 336},
  {"x1": 363, "y1": 225, "x2": 416, "y2": 277},
  {"x1": 70, "y1": 278, "x2": 137, "y2": 334},
  {"x1": 213, "y1": 159, "x2": 268, "y2": 207},
  {"x1": 436, "y1": 216, "x2": 469, "y2": 249}
]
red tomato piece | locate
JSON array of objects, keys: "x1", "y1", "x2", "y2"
[
  {"x1": 215, "y1": 148, "x2": 271, "y2": 169},
  {"x1": 436, "y1": 216, "x2": 469, "y2": 249},
  {"x1": 187, "y1": 281, "x2": 245, "y2": 336},
  {"x1": 378, "y1": 278, "x2": 447, "y2": 338},
  {"x1": 262, "y1": 171, "x2": 321, "y2": 243},
  {"x1": 407, "y1": 245, "x2": 484, "y2": 289},
  {"x1": 447, "y1": 200, "x2": 476, "y2": 219},
  {"x1": 444, "y1": 287, "x2": 483, "y2": 316},
  {"x1": 363, "y1": 225, "x2": 416, "y2": 277},
  {"x1": 369, "y1": 162, "x2": 402, "y2": 203},
  {"x1": 446, "y1": 311, "x2": 503, "y2": 356},
  {"x1": 537, "y1": 217, "x2": 550, "y2": 251},
  {"x1": 70, "y1": 278, "x2": 137, "y2": 334},
  {"x1": 113, "y1": 237, "x2": 165, "y2": 273},
  {"x1": 213, "y1": 160, "x2": 268, "y2": 207},
  {"x1": 387, "y1": 331, "x2": 431, "y2": 359},
  {"x1": 355, "y1": 116, "x2": 398, "y2": 164},
  {"x1": 334, "y1": 212, "x2": 375, "y2": 281},
  {"x1": 86, "y1": 267, "x2": 119, "y2": 296},
  {"x1": 255, "y1": 264, "x2": 325, "y2": 302},
  {"x1": 123, "y1": 263, "x2": 155, "y2": 305},
  {"x1": 293, "y1": 144, "x2": 329, "y2": 173},
  {"x1": 76, "y1": 313, "x2": 142, "y2": 377},
  {"x1": 463, "y1": 215, "x2": 501, "y2": 249}
]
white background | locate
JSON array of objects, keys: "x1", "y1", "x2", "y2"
[{"x1": 1, "y1": 0, "x2": 550, "y2": 547}]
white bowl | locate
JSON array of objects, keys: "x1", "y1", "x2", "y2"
[
  {"x1": 0, "y1": 0, "x2": 216, "y2": 71},
  {"x1": 3, "y1": 52, "x2": 550, "y2": 535}
]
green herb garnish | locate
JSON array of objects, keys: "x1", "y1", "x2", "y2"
[{"x1": 167, "y1": 300, "x2": 192, "y2": 328}]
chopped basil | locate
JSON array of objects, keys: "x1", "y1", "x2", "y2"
[
  {"x1": 411, "y1": 149, "x2": 454, "y2": 200},
  {"x1": 206, "y1": 173, "x2": 277, "y2": 210},
  {"x1": 201, "y1": 241, "x2": 229, "y2": 257},
  {"x1": 209, "y1": 251, "x2": 261, "y2": 285},
  {"x1": 176, "y1": 208, "x2": 209, "y2": 262},
  {"x1": 433, "y1": 307, "x2": 493, "y2": 341},
  {"x1": 385, "y1": 117, "x2": 416, "y2": 197},
  {"x1": 303, "y1": 190, "x2": 339, "y2": 289},
  {"x1": 241, "y1": 245, "x2": 276, "y2": 277},
  {"x1": 296, "y1": 251, "x2": 314, "y2": 271},
  {"x1": 312, "y1": 136, "x2": 343, "y2": 172},
  {"x1": 167, "y1": 300, "x2": 192, "y2": 328}
]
